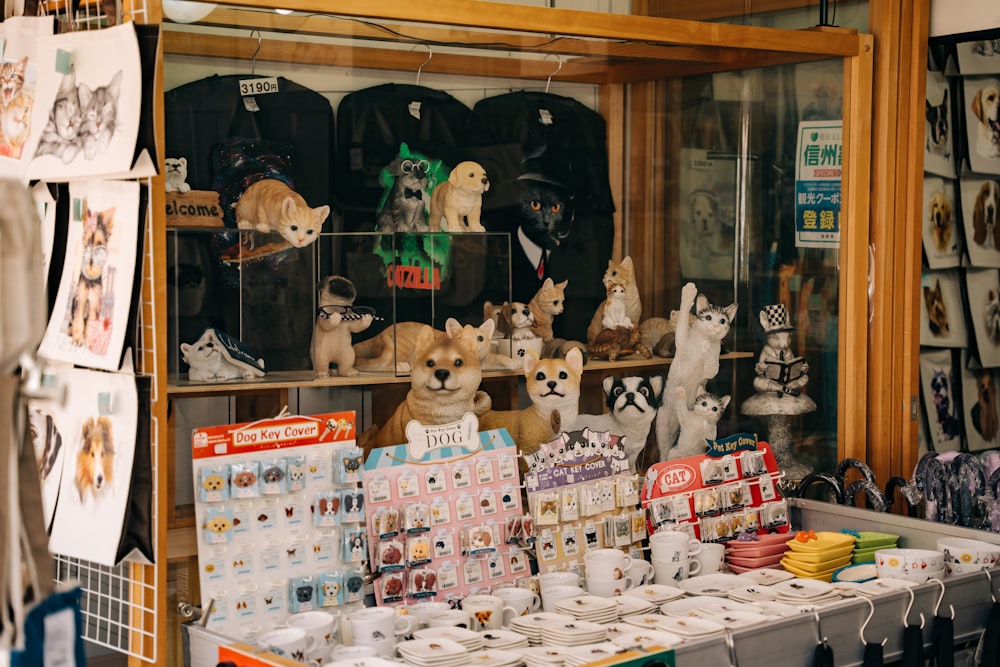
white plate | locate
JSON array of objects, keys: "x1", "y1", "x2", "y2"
[
  {"x1": 396, "y1": 638, "x2": 469, "y2": 659},
  {"x1": 563, "y1": 643, "x2": 628, "y2": 664},
  {"x1": 518, "y1": 646, "x2": 566, "y2": 665},
  {"x1": 659, "y1": 595, "x2": 727, "y2": 616},
  {"x1": 509, "y1": 612, "x2": 575, "y2": 631},
  {"x1": 479, "y1": 629, "x2": 530, "y2": 649},
  {"x1": 622, "y1": 614, "x2": 671, "y2": 630},
  {"x1": 413, "y1": 626, "x2": 483, "y2": 646},
  {"x1": 753, "y1": 600, "x2": 814, "y2": 617},
  {"x1": 769, "y1": 578, "x2": 836, "y2": 600},
  {"x1": 655, "y1": 616, "x2": 726, "y2": 637},
  {"x1": 854, "y1": 578, "x2": 919, "y2": 596},
  {"x1": 728, "y1": 585, "x2": 780, "y2": 603},
  {"x1": 677, "y1": 573, "x2": 757, "y2": 597},
  {"x1": 738, "y1": 569, "x2": 796, "y2": 586},
  {"x1": 608, "y1": 628, "x2": 685, "y2": 650},
  {"x1": 621, "y1": 584, "x2": 687, "y2": 604},
  {"x1": 697, "y1": 609, "x2": 773, "y2": 629},
  {"x1": 555, "y1": 595, "x2": 617, "y2": 612},
  {"x1": 465, "y1": 649, "x2": 523, "y2": 667},
  {"x1": 612, "y1": 596, "x2": 655, "y2": 617}
]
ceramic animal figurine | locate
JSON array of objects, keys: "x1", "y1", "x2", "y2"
[
  {"x1": 428, "y1": 160, "x2": 489, "y2": 232},
  {"x1": 165, "y1": 157, "x2": 191, "y2": 193},
  {"x1": 571, "y1": 374, "x2": 665, "y2": 472},
  {"x1": 601, "y1": 282, "x2": 633, "y2": 330},
  {"x1": 235, "y1": 178, "x2": 330, "y2": 248},
  {"x1": 181, "y1": 328, "x2": 266, "y2": 382},
  {"x1": 310, "y1": 276, "x2": 375, "y2": 378},
  {"x1": 376, "y1": 147, "x2": 431, "y2": 233},
  {"x1": 671, "y1": 385, "x2": 730, "y2": 459},
  {"x1": 587, "y1": 256, "x2": 641, "y2": 344},
  {"x1": 750, "y1": 304, "x2": 810, "y2": 398},
  {"x1": 656, "y1": 282, "x2": 737, "y2": 460},
  {"x1": 588, "y1": 325, "x2": 651, "y2": 362}
]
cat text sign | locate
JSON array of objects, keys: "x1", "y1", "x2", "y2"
[{"x1": 165, "y1": 190, "x2": 225, "y2": 227}]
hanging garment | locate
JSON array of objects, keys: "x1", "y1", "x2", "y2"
[
  {"x1": 861, "y1": 641, "x2": 884, "y2": 667},
  {"x1": 930, "y1": 613, "x2": 955, "y2": 667},
  {"x1": 902, "y1": 622, "x2": 925, "y2": 667},
  {"x1": 812, "y1": 640, "x2": 834, "y2": 667},
  {"x1": 976, "y1": 598, "x2": 1000, "y2": 666},
  {"x1": 467, "y1": 91, "x2": 616, "y2": 338}
]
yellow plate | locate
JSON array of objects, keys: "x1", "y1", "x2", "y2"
[
  {"x1": 779, "y1": 558, "x2": 848, "y2": 580},
  {"x1": 785, "y1": 531, "x2": 857, "y2": 553},
  {"x1": 782, "y1": 543, "x2": 855, "y2": 563},
  {"x1": 779, "y1": 554, "x2": 852, "y2": 574}
]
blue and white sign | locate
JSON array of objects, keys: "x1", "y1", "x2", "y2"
[{"x1": 795, "y1": 121, "x2": 843, "y2": 248}]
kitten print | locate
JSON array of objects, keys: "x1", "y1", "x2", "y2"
[
  {"x1": 0, "y1": 57, "x2": 34, "y2": 159},
  {"x1": 36, "y1": 70, "x2": 122, "y2": 165}
]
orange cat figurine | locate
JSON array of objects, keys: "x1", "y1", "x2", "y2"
[{"x1": 235, "y1": 178, "x2": 330, "y2": 248}]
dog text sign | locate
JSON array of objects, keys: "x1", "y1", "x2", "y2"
[{"x1": 405, "y1": 413, "x2": 480, "y2": 461}]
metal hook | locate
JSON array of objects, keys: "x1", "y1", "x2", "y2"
[
  {"x1": 413, "y1": 45, "x2": 432, "y2": 87},
  {"x1": 813, "y1": 610, "x2": 827, "y2": 644},
  {"x1": 859, "y1": 596, "x2": 887, "y2": 647},
  {"x1": 249, "y1": 29, "x2": 262, "y2": 75},
  {"x1": 986, "y1": 568, "x2": 997, "y2": 604},
  {"x1": 929, "y1": 578, "x2": 955, "y2": 619},
  {"x1": 903, "y1": 587, "x2": 925, "y2": 629},
  {"x1": 544, "y1": 55, "x2": 563, "y2": 94}
]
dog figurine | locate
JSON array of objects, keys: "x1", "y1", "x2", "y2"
[
  {"x1": 429, "y1": 160, "x2": 489, "y2": 232},
  {"x1": 479, "y1": 347, "x2": 584, "y2": 471},
  {"x1": 376, "y1": 151, "x2": 431, "y2": 233},
  {"x1": 971, "y1": 86, "x2": 1000, "y2": 160},
  {"x1": 928, "y1": 190, "x2": 954, "y2": 252},
  {"x1": 974, "y1": 370, "x2": 1000, "y2": 443},
  {"x1": 925, "y1": 89, "x2": 950, "y2": 158},
  {"x1": 76, "y1": 416, "x2": 114, "y2": 502},
  {"x1": 973, "y1": 181, "x2": 1000, "y2": 250},
  {"x1": 571, "y1": 374, "x2": 665, "y2": 473},
  {"x1": 310, "y1": 276, "x2": 375, "y2": 378},
  {"x1": 463, "y1": 318, "x2": 524, "y2": 371},
  {"x1": 923, "y1": 279, "x2": 950, "y2": 337},
  {"x1": 68, "y1": 204, "x2": 115, "y2": 347},
  {"x1": 361, "y1": 322, "x2": 490, "y2": 452}
]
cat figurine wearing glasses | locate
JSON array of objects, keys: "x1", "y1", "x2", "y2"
[
  {"x1": 311, "y1": 275, "x2": 374, "y2": 378},
  {"x1": 376, "y1": 149, "x2": 431, "y2": 233}
]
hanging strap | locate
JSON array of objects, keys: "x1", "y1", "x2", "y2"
[
  {"x1": 980, "y1": 600, "x2": 1000, "y2": 667},
  {"x1": 902, "y1": 623, "x2": 925, "y2": 667},
  {"x1": 861, "y1": 642, "x2": 883, "y2": 667},
  {"x1": 812, "y1": 641, "x2": 834, "y2": 667},
  {"x1": 930, "y1": 614, "x2": 955, "y2": 667}
]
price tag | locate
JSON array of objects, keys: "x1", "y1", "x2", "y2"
[{"x1": 238, "y1": 76, "x2": 279, "y2": 96}]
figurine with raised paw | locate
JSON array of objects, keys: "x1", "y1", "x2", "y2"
[{"x1": 310, "y1": 276, "x2": 375, "y2": 378}]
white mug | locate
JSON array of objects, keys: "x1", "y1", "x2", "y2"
[
  {"x1": 630, "y1": 560, "x2": 654, "y2": 586},
  {"x1": 652, "y1": 558, "x2": 701, "y2": 585},
  {"x1": 586, "y1": 575, "x2": 635, "y2": 597},
  {"x1": 426, "y1": 609, "x2": 472, "y2": 629},
  {"x1": 584, "y1": 549, "x2": 633, "y2": 580},
  {"x1": 541, "y1": 585, "x2": 585, "y2": 612},
  {"x1": 694, "y1": 543, "x2": 726, "y2": 574},
  {"x1": 649, "y1": 530, "x2": 702, "y2": 563},
  {"x1": 406, "y1": 601, "x2": 452, "y2": 628},
  {"x1": 492, "y1": 586, "x2": 541, "y2": 617},
  {"x1": 539, "y1": 571, "x2": 582, "y2": 590},
  {"x1": 287, "y1": 610, "x2": 340, "y2": 647},
  {"x1": 462, "y1": 594, "x2": 517, "y2": 630},
  {"x1": 258, "y1": 626, "x2": 315, "y2": 661},
  {"x1": 348, "y1": 606, "x2": 413, "y2": 656}
]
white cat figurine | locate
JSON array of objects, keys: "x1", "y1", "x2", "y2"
[
  {"x1": 181, "y1": 329, "x2": 265, "y2": 382},
  {"x1": 601, "y1": 282, "x2": 634, "y2": 330},
  {"x1": 164, "y1": 157, "x2": 191, "y2": 193},
  {"x1": 672, "y1": 385, "x2": 730, "y2": 459}
]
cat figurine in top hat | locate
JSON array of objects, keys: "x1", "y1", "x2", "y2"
[{"x1": 751, "y1": 303, "x2": 810, "y2": 398}]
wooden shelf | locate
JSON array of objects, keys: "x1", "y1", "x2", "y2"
[{"x1": 167, "y1": 352, "x2": 755, "y2": 396}]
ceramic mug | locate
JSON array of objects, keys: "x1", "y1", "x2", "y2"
[
  {"x1": 541, "y1": 585, "x2": 586, "y2": 612},
  {"x1": 258, "y1": 626, "x2": 314, "y2": 660},
  {"x1": 348, "y1": 606, "x2": 413, "y2": 656},
  {"x1": 426, "y1": 609, "x2": 473, "y2": 629},
  {"x1": 539, "y1": 571, "x2": 582, "y2": 590},
  {"x1": 287, "y1": 610, "x2": 340, "y2": 647},
  {"x1": 406, "y1": 601, "x2": 453, "y2": 628},
  {"x1": 693, "y1": 543, "x2": 726, "y2": 574},
  {"x1": 586, "y1": 575, "x2": 635, "y2": 597},
  {"x1": 492, "y1": 586, "x2": 541, "y2": 617},
  {"x1": 462, "y1": 594, "x2": 517, "y2": 630},
  {"x1": 649, "y1": 530, "x2": 702, "y2": 563},
  {"x1": 584, "y1": 549, "x2": 633, "y2": 580},
  {"x1": 652, "y1": 558, "x2": 701, "y2": 585},
  {"x1": 629, "y1": 560, "x2": 654, "y2": 586}
]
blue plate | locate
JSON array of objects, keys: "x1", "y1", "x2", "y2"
[{"x1": 831, "y1": 563, "x2": 877, "y2": 583}]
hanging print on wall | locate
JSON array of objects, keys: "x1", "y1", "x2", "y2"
[
  {"x1": 0, "y1": 16, "x2": 55, "y2": 180},
  {"x1": 924, "y1": 70, "x2": 956, "y2": 178},
  {"x1": 922, "y1": 176, "x2": 961, "y2": 268},
  {"x1": 960, "y1": 175, "x2": 1000, "y2": 267},
  {"x1": 38, "y1": 179, "x2": 141, "y2": 371},
  {"x1": 919, "y1": 269, "x2": 968, "y2": 348},
  {"x1": 961, "y1": 350, "x2": 1000, "y2": 452},
  {"x1": 920, "y1": 348, "x2": 962, "y2": 453},
  {"x1": 962, "y1": 76, "x2": 1000, "y2": 176}
]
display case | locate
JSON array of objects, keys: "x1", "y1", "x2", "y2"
[{"x1": 154, "y1": 1, "x2": 876, "y2": 662}]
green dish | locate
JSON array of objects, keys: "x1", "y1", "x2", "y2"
[{"x1": 852, "y1": 532, "x2": 900, "y2": 550}]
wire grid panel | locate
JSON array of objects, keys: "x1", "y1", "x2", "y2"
[
  {"x1": 41, "y1": 0, "x2": 148, "y2": 26},
  {"x1": 52, "y1": 180, "x2": 160, "y2": 663}
]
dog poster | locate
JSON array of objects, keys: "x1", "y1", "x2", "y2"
[
  {"x1": 38, "y1": 179, "x2": 140, "y2": 371},
  {"x1": 956, "y1": 39, "x2": 1000, "y2": 76},
  {"x1": 922, "y1": 176, "x2": 961, "y2": 268},
  {"x1": 919, "y1": 348, "x2": 962, "y2": 453},
  {"x1": 924, "y1": 71, "x2": 956, "y2": 178},
  {"x1": 27, "y1": 392, "x2": 70, "y2": 532},
  {"x1": 678, "y1": 148, "x2": 737, "y2": 280},
  {"x1": 966, "y1": 268, "x2": 1000, "y2": 367},
  {"x1": 960, "y1": 175, "x2": 1000, "y2": 267},
  {"x1": 919, "y1": 269, "x2": 968, "y2": 348},
  {"x1": 48, "y1": 365, "x2": 138, "y2": 566},
  {"x1": 960, "y1": 351, "x2": 1000, "y2": 451},
  {"x1": 962, "y1": 77, "x2": 1000, "y2": 176},
  {"x1": 25, "y1": 22, "x2": 143, "y2": 181}
]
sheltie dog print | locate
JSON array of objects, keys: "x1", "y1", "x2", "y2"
[
  {"x1": 75, "y1": 416, "x2": 114, "y2": 502},
  {"x1": 68, "y1": 203, "x2": 116, "y2": 349}
]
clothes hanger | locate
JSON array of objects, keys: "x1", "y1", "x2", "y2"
[
  {"x1": 414, "y1": 45, "x2": 432, "y2": 87},
  {"x1": 249, "y1": 29, "x2": 261, "y2": 75},
  {"x1": 544, "y1": 56, "x2": 563, "y2": 94}
]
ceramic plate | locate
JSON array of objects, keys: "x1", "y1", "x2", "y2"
[
  {"x1": 726, "y1": 552, "x2": 787, "y2": 568},
  {"x1": 677, "y1": 573, "x2": 757, "y2": 597},
  {"x1": 726, "y1": 562, "x2": 784, "y2": 575},
  {"x1": 655, "y1": 616, "x2": 726, "y2": 637},
  {"x1": 781, "y1": 554, "x2": 853, "y2": 573},
  {"x1": 782, "y1": 543, "x2": 856, "y2": 563},
  {"x1": 769, "y1": 578, "x2": 836, "y2": 599},
  {"x1": 854, "y1": 577, "x2": 919, "y2": 596},
  {"x1": 831, "y1": 563, "x2": 878, "y2": 583},
  {"x1": 698, "y1": 609, "x2": 773, "y2": 629},
  {"x1": 853, "y1": 532, "x2": 900, "y2": 550},
  {"x1": 739, "y1": 569, "x2": 796, "y2": 586},
  {"x1": 725, "y1": 542, "x2": 791, "y2": 558},
  {"x1": 659, "y1": 595, "x2": 728, "y2": 616},
  {"x1": 785, "y1": 532, "x2": 856, "y2": 553},
  {"x1": 727, "y1": 533, "x2": 794, "y2": 548},
  {"x1": 608, "y1": 628, "x2": 685, "y2": 650},
  {"x1": 727, "y1": 585, "x2": 780, "y2": 602},
  {"x1": 621, "y1": 584, "x2": 687, "y2": 604}
]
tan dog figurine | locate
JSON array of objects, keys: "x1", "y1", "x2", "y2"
[
  {"x1": 361, "y1": 323, "x2": 490, "y2": 452},
  {"x1": 479, "y1": 347, "x2": 583, "y2": 470},
  {"x1": 429, "y1": 161, "x2": 489, "y2": 232},
  {"x1": 310, "y1": 276, "x2": 374, "y2": 378}
]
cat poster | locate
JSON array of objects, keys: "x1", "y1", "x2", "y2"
[
  {"x1": 0, "y1": 16, "x2": 54, "y2": 181},
  {"x1": 960, "y1": 175, "x2": 1000, "y2": 267},
  {"x1": 962, "y1": 77, "x2": 1000, "y2": 176},
  {"x1": 919, "y1": 268, "x2": 968, "y2": 348},
  {"x1": 960, "y1": 350, "x2": 1000, "y2": 452},
  {"x1": 26, "y1": 21, "x2": 142, "y2": 181},
  {"x1": 919, "y1": 348, "x2": 962, "y2": 453},
  {"x1": 678, "y1": 148, "x2": 738, "y2": 280},
  {"x1": 922, "y1": 176, "x2": 961, "y2": 268},
  {"x1": 38, "y1": 179, "x2": 141, "y2": 371},
  {"x1": 47, "y1": 364, "x2": 138, "y2": 566},
  {"x1": 924, "y1": 71, "x2": 956, "y2": 178},
  {"x1": 965, "y1": 268, "x2": 1000, "y2": 368}
]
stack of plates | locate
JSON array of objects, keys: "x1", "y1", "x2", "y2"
[
  {"x1": 781, "y1": 532, "x2": 858, "y2": 581},
  {"x1": 728, "y1": 584, "x2": 780, "y2": 604},
  {"x1": 508, "y1": 613, "x2": 574, "y2": 646},
  {"x1": 520, "y1": 646, "x2": 567, "y2": 667},
  {"x1": 464, "y1": 649, "x2": 523, "y2": 667},
  {"x1": 413, "y1": 626, "x2": 484, "y2": 652},
  {"x1": 621, "y1": 584, "x2": 686, "y2": 605},
  {"x1": 739, "y1": 569, "x2": 795, "y2": 587},
  {"x1": 539, "y1": 619, "x2": 608, "y2": 647},
  {"x1": 622, "y1": 613, "x2": 674, "y2": 631},
  {"x1": 396, "y1": 638, "x2": 469, "y2": 667},
  {"x1": 768, "y1": 578, "x2": 843, "y2": 605},
  {"x1": 725, "y1": 533, "x2": 794, "y2": 573},
  {"x1": 555, "y1": 596, "x2": 619, "y2": 623},
  {"x1": 563, "y1": 643, "x2": 629, "y2": 666},
  {"x1": 853, "y1": 577, "x2": 918, "y2": 597},
  {"x1": 677, "y1": 573, "x2": 757, "y2": 597},
  {"x1": 607, "y1": 627, "x2": 685, "y2": 650},
  {"x1": 480, "y1": 629, "x2": 530, "y2": 651},
  {"x1": 612, "y1": 595, "x2": 656, "y2": 619},
  {"x1": 655, "y1": 616, "x2": 726, "y2": 638},
  {"x1": 852, "y1": 531, "x2": 900, "y2": 563}
]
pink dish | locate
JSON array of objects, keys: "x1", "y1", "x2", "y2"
[
  {"x1": 726, "y1": 533, "x2": 794, "y2": 548},
  {"x1": 725, "y1": 542, "x2": 791, "y2": 558},
  {"x1": 726, "y1": 562, "x2": 785, "y2": 574},
  {"x1": 726, "y1": 552, "x2": 786, "y2": 568}
]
